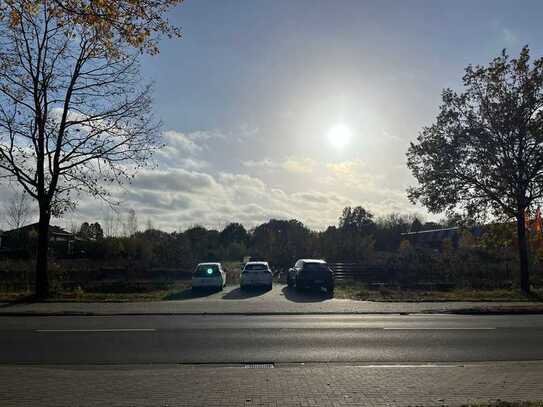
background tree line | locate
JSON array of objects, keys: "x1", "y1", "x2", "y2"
[{"x1": 3, "y1": 204, "x2": 542, "y2": 291}]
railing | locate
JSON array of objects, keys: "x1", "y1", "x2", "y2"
[{"x1": 329, "y1": 262, "x2": 392, "y2": 283}]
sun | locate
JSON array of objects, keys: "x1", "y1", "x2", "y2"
[{"x1": 327, "y1": 124, "x2": 352, "y2": 149}]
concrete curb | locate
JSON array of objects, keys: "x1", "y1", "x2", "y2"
[{"x1": 1, "y1": 308, "x2": 543, "y2": 317}]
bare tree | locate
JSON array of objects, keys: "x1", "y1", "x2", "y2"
[
  {"x1": 124, "y1": 208, "x2": 138, "y2": 237},
  {"x1": 4, "y1": 190, "x2": 31, "y2": 229},
  {"x1": 0, "y1": 2, "x2": 182, "y2": 297},
  {"x1": 102, "y1": 207, "x2": 118, "y2": 237}
]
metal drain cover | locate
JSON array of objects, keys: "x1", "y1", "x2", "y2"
[{"x1": 244, "y1": 363, "x2": 274, "y2": 369}]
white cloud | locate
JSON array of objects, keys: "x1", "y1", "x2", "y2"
[
  {"x1": 130, "y1": 168, "x2": 216, "y2": 192},
  {"x1": 3, "y1": 123, "x2": 420, "y2": 233},
  {"x1": 243, "y1": 157, "x2": 317, "y2": 174},
  {"x1": 162, "y1": 130, "x2": 203, "y2": 154}
]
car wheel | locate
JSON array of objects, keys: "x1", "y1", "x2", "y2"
[
  {"x1": 327, "y1": 286, "x2": 334, "y2": 296},
  {"x1": 267, "y1": 284, "x2": 273, "y2": 291},
  {"x1": 287, "y1": 275, "x2": 293, "y2": 288}
]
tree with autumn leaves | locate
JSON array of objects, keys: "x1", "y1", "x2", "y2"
[
  {"x1": 408, "y1": 47, "x2": 543, "y2": 294},
  {"x1": 0, "y1": 1, "x2": 183, "y2": 297}
]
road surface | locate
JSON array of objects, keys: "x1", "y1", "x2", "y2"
[{"x1": 2, "y1": 313, "x2": 543, "y2": 364}]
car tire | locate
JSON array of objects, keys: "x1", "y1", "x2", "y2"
[
  {"x1": 287, "y1": 275, "x2": 293, "y2": 288},
  {"x1": 267, "y1": 284, "x2": 273, "y2": 291}
]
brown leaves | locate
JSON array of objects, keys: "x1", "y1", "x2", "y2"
[
  {"x1": 48, "y1": 0, "x2": 183, "y2": 55},
  {"x1": 1, "y1": 1, "x2": 183, "y2": 55},
  {"x1": 9, "y1": 9, "x2": 21, "y2": 26}
]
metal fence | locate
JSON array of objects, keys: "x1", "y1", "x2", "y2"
[{"x1": 330, "y1": 263, "x2": 393, "y2": 284}]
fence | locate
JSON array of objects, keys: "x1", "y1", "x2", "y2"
[
  {"x1": 328, "y1": 262, "x2": 458, "y2": 290},
  {"x1": 330, "y1": 263, "x2": 394, "y2": 285}
]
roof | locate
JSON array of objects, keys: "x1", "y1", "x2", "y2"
[
  {"x1": 3, "y1": 223, "x2": 72, "y2": 235},
  {"x1": 197, "y1": 262, "x2": 221, "y2": 266},
  {"x1": 400, "y1": 227, "x2": 460, "y2": 243},
  {"x1": 244, "y1": 261, "x2": 269, "y2": 266},
  {"x1": 401, "y1": 227, "x2": 459, "y2": 236},
  {"x1": 299, "y1": 259, "x2": 326, "y2": 264}
]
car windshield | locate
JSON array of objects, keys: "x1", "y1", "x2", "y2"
[
  {"x1": 303, "y1": 263, "x2": 329, "y2": 273},
  {"x1": 194, "y1": 265, "x2": 220, "y2": 277},
  {"x1": 244, "y1": 264, "x2": 268, "y2": 272}
]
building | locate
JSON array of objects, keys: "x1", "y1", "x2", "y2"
[
  {"x1": 400, "y1": 227, "x2": 461, "y2": 250},
  {"x1": 0, "y1": 223, "x2": 76, "y2": 257}
]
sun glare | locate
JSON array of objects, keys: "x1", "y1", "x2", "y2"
[{"x1": 327, "y1": 124, "x2": 352, "y2": 149}]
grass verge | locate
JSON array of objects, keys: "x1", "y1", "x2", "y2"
[
  {"x1": 0, "y1": 282, "x2": 192, "y2": 302},
  {"x1": 334, "y1": 282, "x2": 543, "y2": 302},
  {"x1": 465, "y1": 402, "x2": 543, "y2": 407}
]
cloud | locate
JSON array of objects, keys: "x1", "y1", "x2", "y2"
[
  {"x1": 4, "y1": 121, "x2": 419, "y2": 233},
  {"x1": 155, "y1": 131, "x2": 203, "y2": 163},
  {"x1": 92, "y1": 169, "x2": 352, "y2": 231},
  {"x1": 326, "y1": 160, "x2": 364, "y2": 176},
  {"x1": 131, "y1": 168, "x2": 216, "y2": 192},
  {"x1": 243, "y1": 157, "x2": 317, "y2": 174}
]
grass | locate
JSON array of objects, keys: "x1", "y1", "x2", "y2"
[
  {"x1": 0, "y1": 262, "x2": 246, "y2": 303},
  {"x1": 0, "y1": 281, "x2": 192, "y2": 302},
  {"x1": 2, "y1": 278, "x2": 543, "y2": 303},
  {"x1": 333, "y1": 282, "x2": 543, "y2": 302},
  {"x1": 465, "y1": 402, "x2": 543, "y2": 407}
]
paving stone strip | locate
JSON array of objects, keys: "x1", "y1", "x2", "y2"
[
  {"x1": 1, "y1": 285, "x2": 542, "y2": 316},
  {"x1": 2, "y1": 362, "x2": 543, "y2": 406}
]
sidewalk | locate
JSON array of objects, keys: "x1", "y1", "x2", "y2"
[
  {"x1": 1, "y1": 285, "x2": 542, "y2": 316},
  {"x1": 3, "y1": 361, "x2": 543, "y2": 406}
]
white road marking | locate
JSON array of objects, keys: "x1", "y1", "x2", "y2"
[
  {"x1": 35, "y1": 328, "x2": 156, "y2": 333},
  {"x1": 383, "y1": 327, "x2": 496, "y2": 330},
  {"x1": 356, "y1": 364, "x2": 464, "y2": 368}
]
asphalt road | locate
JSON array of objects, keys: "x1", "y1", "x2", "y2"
[{"x1": 2, "y1": 314, "x2": 543, "y2": 364}]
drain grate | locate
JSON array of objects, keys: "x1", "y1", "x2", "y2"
[{"x1": 244, "y1": 363, "x2": 274, "y2": 369}]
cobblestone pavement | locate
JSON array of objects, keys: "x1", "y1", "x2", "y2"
[
  {"x1": 1, "y1": 285, "x2": 541, "y2": 316},
  {"x1": 3, "y1": 362, "x2": 543, "y2": 406}
]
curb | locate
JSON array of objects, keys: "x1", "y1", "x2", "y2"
[{"x1": 1, "y1": 309, "x2": 543, "y2": 317}]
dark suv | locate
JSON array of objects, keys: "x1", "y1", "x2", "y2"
[{"x1": 287, "y1": 259, "x2": 334, "y2": 294}]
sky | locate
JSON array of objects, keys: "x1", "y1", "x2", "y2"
[{"x1": 3, "y1": 0, "x2": 543, "y2": 232}]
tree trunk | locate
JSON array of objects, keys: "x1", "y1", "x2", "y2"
[
  {"x1": 35, "y1": 205, "x2": 51, "y2": 298},
  {"x1": 516, "y1": 212, "x2": 530, "y2": 294}
]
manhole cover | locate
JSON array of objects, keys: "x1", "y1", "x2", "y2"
[{"x1": 244, "y1": 363, "x2": 274, "y2": 369}]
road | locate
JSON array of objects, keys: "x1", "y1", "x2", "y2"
[{"x1": 2, "y1": 313, "x2": 543, "y2": 364}]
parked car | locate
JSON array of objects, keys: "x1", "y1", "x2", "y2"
[
  {"x1": 287, "y1": 259, "x2": 334, "y2": 294},
  {"x1": 192, "y1": 262, "x2": 226, "y2": 291},
  {"x1": 240, "y1": 261, "x2": 273, "y2": 290}
]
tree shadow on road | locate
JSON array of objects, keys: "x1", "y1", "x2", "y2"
[
  {"x1": 281, "y1": 286, "x2": 331, "y2": 303},
  {"x1": 163, "y1": 287, "x2": 219, "y2": 301},
  {"x1": 222, "y1": 287, "x2": 269, "y2": 300}
]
